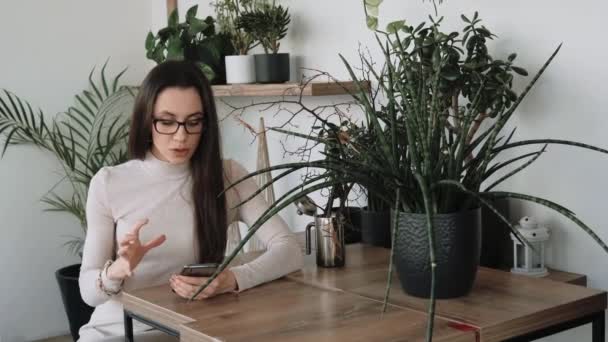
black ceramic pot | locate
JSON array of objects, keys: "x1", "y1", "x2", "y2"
[
  {"x1": 392, "y1": 208, "x2": 481, "y2": 298},
  {"x1": 56, "y1": 264, "x2": 94, "y2": 341},
  {"x1": 360, "y1": 210, "x2": 391, "y2": 248},
  {"x1": 254, "y1": 53, "x2": 290, "y2": 83}
]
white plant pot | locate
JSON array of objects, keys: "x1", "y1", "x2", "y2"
[{"x1": 225, "y1": 55, "x2": 256, "y2": 84}]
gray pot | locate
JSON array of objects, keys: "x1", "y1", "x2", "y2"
[
  {"x1": 392, "y1": 208, "x2": 481, "y2": 298},
  {"x1": 254, "y1": 53, "x2": 290, "y2": 83}
]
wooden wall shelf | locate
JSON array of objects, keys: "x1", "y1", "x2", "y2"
[{"x1": 211, "y1": 81, "x2": 369, "y2": 97}]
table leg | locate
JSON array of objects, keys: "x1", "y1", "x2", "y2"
[
  {"x1": 593, "y1": 310, "x2": 605, "y2": 342},
  {"x1": 124, "y1": 310, "x2": 134, "y2": 342}
]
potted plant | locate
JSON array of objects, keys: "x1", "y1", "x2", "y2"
[
  {"x1": 272, "y1": 117, "x2": 363, "y2": 250},
  {"x1": 0, "y1": 62, "x2": 134, "y2": 341},
  {"x1": 145, "y1": 5, "x2": 236, "y2": 84},
  {"x1": 354, "y1": 124, "x2": 394, "y2": 248},
  {"x1": 237, "y1": 0, "x2": 291, "y2": 83},
  {"x1": 214, "y1": 0, "x2": 260, "y2": 84},
  {"x1": 194, "y1": 2, "x2": 608, "y2": 341}
]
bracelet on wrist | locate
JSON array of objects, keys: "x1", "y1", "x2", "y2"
[{"x1": 96, "y1": 260, "x2": 124, "y2": 296}]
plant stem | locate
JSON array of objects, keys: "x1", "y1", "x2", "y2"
[
  {"x1": 464, "y1": 111, "x2": 488, "y2": 162},
  {"x1": 414, "y1": 173, "x2": 436, "y2": 342},
  {"x1": 382, "y1": 188, "x2": 401, "y2": 313}
]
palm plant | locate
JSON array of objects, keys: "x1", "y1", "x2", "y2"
[
  {"x1": 236, "y1": 0, "x2": 290, "y2": 54},
  {"x1": 0, "y1": 62, "x2": 135, "y2": 256},
  {"x1": 193, "y1": 5, "x2": 608, "y2": 342}
]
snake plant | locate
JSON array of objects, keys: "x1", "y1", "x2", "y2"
[{"x1": 193, "y1": 6, "x2": 608, "y2": 342}]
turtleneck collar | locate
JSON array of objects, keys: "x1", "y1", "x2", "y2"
[{"x1": 142, "y1": 150, "x2": 190, "y2": 179}]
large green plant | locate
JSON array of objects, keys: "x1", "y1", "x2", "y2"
[
  {"x1": 145, "y1": 5, "x2": 236, "y2": 84},
  {"x1": 192, "y1": 4, "x2": 608, "y2": 342},
  {"x1": 213, "y1": 0, "x2": 260, "y2": 55},
  {"x1": 0, "y1": 62, "x2": 135, "y2": 256},
  {"x1": 236, "y1": 0, "x2": 290, "y2": 54}
]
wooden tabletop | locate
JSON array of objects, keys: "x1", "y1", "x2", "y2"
[
  {"x1": 288, "y1": 244, "x2": 607, "y2": 342},
  {"x1": 121, "y1": 278, "x2": 475, "y2": 341}
]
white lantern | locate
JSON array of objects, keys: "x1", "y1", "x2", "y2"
[{"x1": 510, "y1": 216, "x2": 550, "y2": 277}]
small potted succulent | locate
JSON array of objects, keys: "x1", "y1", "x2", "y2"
[
  {"x1": 237, "y1": 0, "x2": 291, "y2": 83},
  {"x1": 214, "y1": 0, "x2": 260, "y2": 84}
]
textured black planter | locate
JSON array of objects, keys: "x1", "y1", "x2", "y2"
[
  {"x1": 56, "y1": 264, "x2": 94, "y2": 341},
  {"x1": 392, "y1": 208, "x2": 481, "y2": 298},
  {"x1": 254, "y1": 53, "x2": 290, "y2": 83},
  {"x1": 360, "y1": 210, "x2": 391, "y2": 248}
]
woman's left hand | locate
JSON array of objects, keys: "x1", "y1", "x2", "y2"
[{"x1": 170, "y1": 270, "x2": 238, "y2": 300}]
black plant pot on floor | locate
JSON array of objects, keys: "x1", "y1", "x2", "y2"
[
  {"x1": 392, "y1": 208, "x2": 481, "y2": 299},
  {"x1": 56, "y1": 264, "x2": 94, "y2": 341},
  {"x1": 360, "y1": 210, "x2": 391, "y2": 248},
  {"x1": 254, "y1": 53, "x2": 290, "y2": 83}
]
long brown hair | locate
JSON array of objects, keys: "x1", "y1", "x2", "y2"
[{"x1": 128, "y1": 60, "x2": 227, "y2": 263}]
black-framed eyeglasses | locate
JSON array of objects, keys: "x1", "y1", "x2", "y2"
[{"x1": 152, "y1": 117, "x2": 205, "y2": 135}]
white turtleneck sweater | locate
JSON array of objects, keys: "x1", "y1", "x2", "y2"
[{"x1": 78, "y1": 152, "x2": 303, "y2": 337}]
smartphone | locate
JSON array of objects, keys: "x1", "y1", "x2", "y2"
[{"x1": 180, "y1": 263, "x2": 219, "y2": 277}]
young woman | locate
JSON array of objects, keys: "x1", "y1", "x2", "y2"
[{"x1": 78, "y1": 60, "x2": 303, "y2": 341}]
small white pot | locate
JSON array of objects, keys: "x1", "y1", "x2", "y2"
[{"x1": 225, "y1": 55, "x2": 256, "y2": 84}]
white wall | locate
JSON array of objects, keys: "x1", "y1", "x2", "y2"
[
  {"x1": 1, "y1": 0, "x2": 607, "y2": 341},
  {"x1": 0, "y1": 1, "x2": 155, "y2": 340}
]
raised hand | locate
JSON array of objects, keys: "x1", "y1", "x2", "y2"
[{"x1": 107, "y1": 218, "x2": 166, "y2": 281}]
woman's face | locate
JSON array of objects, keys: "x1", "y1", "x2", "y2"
[{"x1": 150, "y1": 86, "x2": 204, "y2": 164}]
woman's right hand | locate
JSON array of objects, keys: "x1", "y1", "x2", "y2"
[{"x1": 107, "y1": 218, "x2": 166, "y2": 281}]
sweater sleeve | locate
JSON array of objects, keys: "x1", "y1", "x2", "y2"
[
  {"x1": 227, "y1": 160, "x2": 304, "y2": 292},
  {"x1": 79, "y1": 167, "x2": 123, "y2": 307}
]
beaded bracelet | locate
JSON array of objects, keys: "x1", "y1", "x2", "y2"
[{"x1": 97, "y1": 260, "x2": 124, "y2": 296}]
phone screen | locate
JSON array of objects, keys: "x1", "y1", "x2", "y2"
[{"x1": 180, "y1": 263, "x2": 219, "y2": 277}]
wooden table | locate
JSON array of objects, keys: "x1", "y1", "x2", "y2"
[
  {"x1": 120, "y1": 244, "x2": 605, "y2": 341},
  {"x1": 121, "y1": 277, "x2": 474, "y2": 341},
  {"x1": 288, "y1": 244, "x2": 607, "y2": 342}
]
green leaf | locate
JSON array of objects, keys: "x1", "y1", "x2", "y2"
[
  {"x1": 145, "y1": 32, "x2": 155, "y2": 51},
  {"x1": 461, "y1": 14, "x2": 471, "y2": 23},
  {"x1": 111, "y1": 67, "x2": 128, "y2": 93},
  {"x1": 166, "y1": 36, "x2": 184, "y2": 60},
  {"x1": 1, "y1": 127, "x2": 18, "y2": 157},
  {"x1": 168, "y1": 8, "x2": 179, "y2": 28},
  {"x1": 188, "y1": 17, "x2": 208, "y2": 36},
  {"x1": 100, "y1": 60, "x2": 110, "y2": 97},
  {"x1": 484, "y1": 145, "x2": 547, "y2": 191},
  {"x1": 386, "y1": 20, "x2": 406, "y2": 34},
  {"x1": 507, "y1": 53, "x2": 517, "y2": 62},
  {"x1": 366, "y1": 16, "x2": 378, "y2": 30},
  {"x1": 366, "y1": 5, "x2": 379, "y2": 17},
  {"x1": 512, "y1": 66, "x2": 528, "y2": 76},
  {"x1": 476, "y1": 27, "x2": 492, "y2": 37},
  {"x1": 197, "y1": 62, "x2": 215, "y2": 81},
  {"x1": 186, "y1": 5, "x2": 198, "y2": 23},
  {"x1": 364, "y1": 0, "x2": 383, "y2": 6}
]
